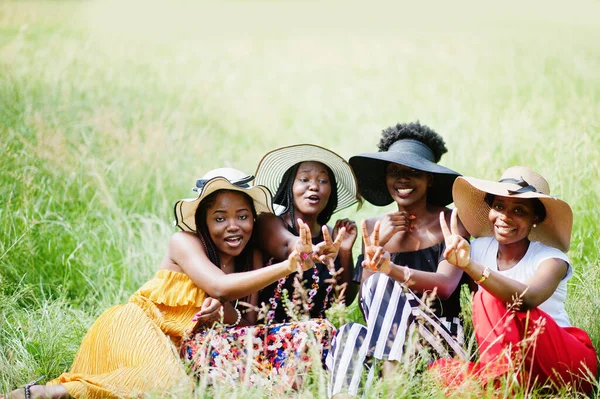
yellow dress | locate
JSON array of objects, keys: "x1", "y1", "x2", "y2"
[{"x1": 48, "y1": 269, "x2": 205, "y2": 398}]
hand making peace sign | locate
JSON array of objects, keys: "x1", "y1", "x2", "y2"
[
  {"x1": 313, "y1": 225, "x2": 346, "y2": 268},
  {"x1": 440, "y1": 209, "x2": 471, "y2": 269},
  {"x1": 288, "y1": 218, "x2": 316, "y2": 273},
  {"x1": 361, "y1": 219, "x2": 392, "y2": 274}
]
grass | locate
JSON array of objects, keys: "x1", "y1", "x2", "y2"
[{"x1": 1, "y1": 0, "x2": 599, "y2": 397}]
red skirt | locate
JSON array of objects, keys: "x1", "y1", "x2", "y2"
[{"x1": 431, "y1": 289, "x2": 597, "y2": 395}]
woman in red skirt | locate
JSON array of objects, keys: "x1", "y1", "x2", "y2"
[{"x1": 436, "y1": 166, "x2": 597, "y2": 395}]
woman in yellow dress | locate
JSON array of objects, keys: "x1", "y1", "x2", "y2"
[{"x1": 8, "y1": 168, "x2": 323, "y2": 399}]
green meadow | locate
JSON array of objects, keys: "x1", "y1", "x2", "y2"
[{"x1": 1, "y1": 1, "x2": 599, "y2": 397}]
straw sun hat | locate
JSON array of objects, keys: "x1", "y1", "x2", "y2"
[
  {"x1": 349, "y1": 139, "x2": 461, "y2": 206},
  {"x1": 174, "y1": 168, "x2": 274, "y2": 232},
  {"x1": 452, "y1": 166, "x2": 573, "y2": 252},
  {"x1": 254, "y1": 144, "x2": 360, "y2": 214}
]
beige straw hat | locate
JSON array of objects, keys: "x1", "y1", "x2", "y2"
[
  {"x1": 174, "y1": 168, "x2": 274, "y2": 232},
  {"x1": 254, "y1": 144, "x2": 360, "y2": 214},
  {"x1": 452, "y1": 166, "x2": 572, "y2": 251}
]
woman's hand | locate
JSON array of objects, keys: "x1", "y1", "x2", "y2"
[
  {"x1": 440, "y1": 209, "x2": 471, "y2": 269},
  {"x1": 190, "y1": 297, "x2": 223, "y2": 334},
  {"x1": 361, "y1": 219, "x2": 392, "y2": 274},
  {"x1": 334, "y1": 218, "x2": 357, "y2": 252},
  {"x1": 313, "y1": 224, "x2": 346, "y2": 267},
  {"x1": 376, "y1": 211, "x2": 416, "y2": 247},
  {"x1": 288, "y1": 218, "x2": 316, "y2": 273}
]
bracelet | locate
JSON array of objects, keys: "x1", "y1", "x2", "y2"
[
  {"x1": 229, "y1": 308, "x2": 242, "y2": 327},
  {"x1": 475, "y1": 267, "x2": 491, "y2": 285},
  {"x1": 403, "y1": 266, "x2": 412, "y2": 284}
]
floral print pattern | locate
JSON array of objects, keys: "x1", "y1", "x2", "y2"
[{"x1": 181, "y1": 319, "x2": 336, "y2": 391}]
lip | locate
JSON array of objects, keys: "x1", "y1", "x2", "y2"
[
  {"x1": 494, "y1": 224, "x2": 516, "y2": 235},
  {"x1": 223, "y1": 235, "x2": 244, "y2": 248},
  {"x1": 304, "y1": 194, "x2": 321, "y2": 205},
  {"x1": 394, "y1": 187, "x2": 414, "y2": 198}
]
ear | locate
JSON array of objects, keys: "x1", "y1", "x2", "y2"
[{"x1": 427, "y1": 173, "x2": 434, "y2": 188}]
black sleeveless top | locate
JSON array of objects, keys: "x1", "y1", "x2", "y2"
[
  {"x1": 259, "y1": 225, "x2": 342, "y2": 323},
  {"x1": 353, "y1": 242, "x2": 467, "y2": 320}
]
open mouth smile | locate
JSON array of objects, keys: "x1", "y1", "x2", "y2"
[
  {"x1": 395, "y1": 188, "x2": 414, "y2": 197},
  {"x1": 224, "y1": 235, "x2": 244, "y2": 247}
]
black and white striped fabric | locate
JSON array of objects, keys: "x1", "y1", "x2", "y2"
[{"x1": 326, "y1": 273, "x2": 466, "y2": 397}]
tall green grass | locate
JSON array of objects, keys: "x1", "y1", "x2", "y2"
[{"x1": 1, "y1": 1, "x2": 599, "y2": 397}]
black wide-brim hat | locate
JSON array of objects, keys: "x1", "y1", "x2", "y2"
[{"x1": 349, "y1": 139, "x2": 460, "y2": 206}]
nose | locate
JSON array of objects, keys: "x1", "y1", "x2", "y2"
[
  {"x1": 308, "y1": 180, "x2": 319, "y2": 191},
  {"x1": 226, "y1": 220, "x2": 240, "y2": 231}
]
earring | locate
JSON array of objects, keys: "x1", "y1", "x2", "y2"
[{"x1": 533, "y1": 223, "x2": 537, "y2": 228}]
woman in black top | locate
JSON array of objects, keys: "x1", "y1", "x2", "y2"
[
  {"x1": 254, "y1": 144, "x2": 361, "y2": 323},
  {"x1": 327, "y1": 122, "x2": 471, "y2": 398}
]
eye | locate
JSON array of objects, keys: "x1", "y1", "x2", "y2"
[
  {"x1": 493, "y1": 204, "x2": 503, "y2": 211},
  {"x1": 238, "y1": 214, "x2": 248, "y2": 220},
  {"x1": 298, "y1": 177, "x2": 309, "y2": 183},
  {"x1": 319, "y1": 179, "x2": 328, "y2": 184},
  {"x1": 514, "y1": 207, "x2": 526, "y2": 215},
  {"x1": 215, "y1": 216, "x2": 225, "y2": 222}
]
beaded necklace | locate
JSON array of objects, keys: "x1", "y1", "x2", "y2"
[{"x1": 266, "y1": 259, "x2": 336, "y2": 325}]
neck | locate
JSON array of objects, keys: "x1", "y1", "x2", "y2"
[
  {"x1": 396, "y1": 201, "x2": 430, "y2": 219},
  {"x1": 284, "y1": 212, "x2": 321, "y2": 237},
  {"x1": 219, "y1": 253, "x2": 235, "y2": 271},
  {"x1": 497, "y1": 239, "x2": 530, "y2": 265}
]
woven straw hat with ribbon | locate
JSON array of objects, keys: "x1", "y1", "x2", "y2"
[
  {"x1": 173, "y1": 168, "x2": 274, "y2": 232},
  {"x1": 452, "y1": 166, "x2": 573, "y2": 251},
  {"x1": 254, "y1": 144, "x2": 360, "y2": 214}
]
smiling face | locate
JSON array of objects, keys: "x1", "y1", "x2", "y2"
[
  {"x1": 205, "y1": 191, "x2": 254, "y2": 258},
  {"x1": 385, "y1": 163, "x2": 432, "y2": 207},
  {"x1": 488, "y1": 196, "x2": 539, "y2": 245},
  {"x1": 291, "y1": 161, "x2": 332, "y2": 217}
]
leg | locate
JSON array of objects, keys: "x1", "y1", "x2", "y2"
[
  {"x1": 326, "y1": 323, "x2": 370, "y2": 398},
  {"x1": 473, "y1": 289, "x2": 598, "y2": 394}
]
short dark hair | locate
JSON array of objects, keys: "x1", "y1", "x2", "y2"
[
  {"x1": 378, "y1": 121, "x2": 448, "y2": 163},
  {"x1": 194, "y1": 189, "x2": 257, "y2": 273},
  {"x1": 484, "y1": 193, "x2": 547, "y2": 223},
  {"x1": 273, "y1": 162, "x2": 338, "y2": 232}
]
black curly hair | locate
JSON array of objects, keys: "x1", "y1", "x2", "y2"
[
  {"x1": 377, "y1": 121, "x2": 448, "y2": 163},
  {"x1": 273, "y1": 162, "x2": 338, "y2": 233}
]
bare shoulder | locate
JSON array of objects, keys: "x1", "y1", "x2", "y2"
[
  {"x1": 169, "y1": 231, "x2": 200, "y2": 247},
  {"x1": 256, "y1": 212, "x2": 287, "y2": 232}
]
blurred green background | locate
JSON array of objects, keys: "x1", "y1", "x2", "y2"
[{"x1": 1, "y1": 1, "x2": 599, "y2": 396}]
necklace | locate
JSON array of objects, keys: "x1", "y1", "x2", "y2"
[{"x1": 266, "y1": 258, "x2": 336, "y2": 325}]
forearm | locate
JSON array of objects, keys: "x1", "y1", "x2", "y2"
[
  {"x1": 208, "y1": 261, "x2": 292, "y2": 302},
  {"x1": 463, "y1": 260, "x2": 534, "y2": 308},
  {"x1": 386, "y1": 263, "x2": 455, "y2": 299}
]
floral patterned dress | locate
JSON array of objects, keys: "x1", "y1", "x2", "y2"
[{"x1": 181, "y1": 318, "x2": 335, "y2": 391}]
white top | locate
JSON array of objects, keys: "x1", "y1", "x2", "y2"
[{"x1": 471, "y1": 236, "x2": 572, "y2": 327}]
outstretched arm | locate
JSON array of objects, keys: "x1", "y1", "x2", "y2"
[
  {"x1": 440, "y1": 209, "x2": 567, "y2": 309},
  {"x1": 169, "y1": 221, "x2": 315, "y2": 303}
]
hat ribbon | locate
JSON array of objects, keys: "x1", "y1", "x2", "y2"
[
  {"x1": 499, "y1": 177, "x2": 538, "y2": 195},
  {"x1": 193, "y1": 175, "x2": 255, "y2": 192}
]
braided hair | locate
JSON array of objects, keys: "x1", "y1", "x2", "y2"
[
  {"x1": 194, "y1": 189, "x2": 257, "y2": 274},
  {"x1": 273, "y1": 162, "x2": 338, "y2": 233}
]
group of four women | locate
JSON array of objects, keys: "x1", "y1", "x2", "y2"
[{"x1": 7, "y1": 122, "x2": 597, "y2": 398}]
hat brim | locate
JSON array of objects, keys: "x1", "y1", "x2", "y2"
[
  {"x1": 254, "y1": 144, "x2": 360, "y2": 213},
  {"x1": 349, "y1": 152, "x2": 460, "y2": 206},
  {"x1": 453, "y1": 176, "x2": 573, "y2": 251},
  {"x1": 174, "y1": 177, "x2": 274, "y2": 232}
]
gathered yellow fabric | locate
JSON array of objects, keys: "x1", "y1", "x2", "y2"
[{"x1": 47, "y1": 269, "x2": 206, "y2": 399}]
